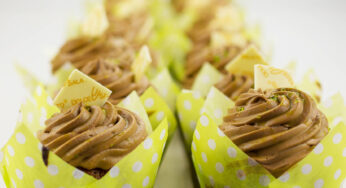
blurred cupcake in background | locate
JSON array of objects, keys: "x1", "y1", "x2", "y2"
[
  {"x1": 51, "y1": 35, "x2": 136, "y2": 73},
  {"x1": 183, "y1": 3, "x2": 254, "y2": 88},
  {"x1": 105, "y1": 0, "x2": 153, "y2": 49}
]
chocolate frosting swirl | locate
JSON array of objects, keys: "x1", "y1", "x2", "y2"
[
  {"x1": 184, "y1": 45, "x2": 243, "y2": 88},
  {"x1": 215, "y1": 73, "x2": 253, "y2": 100},
  {"x1": 80, "y1": 59, "x2": 150, "y2": 104},
  {"x1": 220, "y1": 88, "x2": 328, "y2": 177},
  {"x1": 51, "y1": 36, "x2": 136, "y2": 73},
  {"x1": 37, "y1": 102, "x2": 147, "y2": 170}
]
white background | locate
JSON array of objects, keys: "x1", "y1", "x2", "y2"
[{"x1": 0, "y1": 0, "x2": 345, "y2": 187}]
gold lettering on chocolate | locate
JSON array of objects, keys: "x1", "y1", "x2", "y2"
[{"x1": 65, "y1": 78, "x2": 84, "y2": 87}]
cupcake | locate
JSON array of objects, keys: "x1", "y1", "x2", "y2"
[
  {"x1": 80, "y1": 59, "x2": 150, "y2": 104},
  {"x1": 187, "y1": 79, "x2": 346, "y2": 187},
  {"x1": 0, "y1": 84, "x2": 169, "y2": 187},
  {"x1": 220, "y1": 88, "x2": 329, "y2": 177},
  {"x1": 37, "y1": 101, "x2": 148, "y2": 179}
]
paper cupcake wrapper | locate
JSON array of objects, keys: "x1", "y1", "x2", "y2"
[
  {"x1": 15, "y1": 65, "x2": 178, "y2": 139},
  {"x1": 176, "y1": 64, "x2": 229, "y2": 150},
  {"x1": 176, "y1": 89, "x2": 205, "y2": 149},
  {"x1": 189, "y1": 87, "x2": 346, "y2": 187},
  {"x1": 0, "y1": 85, "x2": 168, "y2": 188},
  {"x1": 140, "y1": 87, "x2": 177, "y2": 139}
]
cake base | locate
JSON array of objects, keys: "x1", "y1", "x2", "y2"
[
  {"x1": 41, "y1": 146, "x2": 109, "y2": 179},
  {"x1": 79, "y1": 168, "x2": 109, "y2": 179}
]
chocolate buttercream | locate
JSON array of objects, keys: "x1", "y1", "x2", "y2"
[
  {"x1": 37, "y1": 102, "x2": 147, "y2": 177},
  {"x1": 184, "y1": 45, "x2": 243, "y2": 88},
  {"x1": 51, "y1": 36, "x2": 136, "y2": 73},
  {"x1": 80, "y1": 59, "x2": 150, "y2": 104},
  {"x1": 215, "y1": 73, "x2": 253, "y2": 100},
  {"x1": 220, "y1": 88, "x2": 328, "y2": 177}
]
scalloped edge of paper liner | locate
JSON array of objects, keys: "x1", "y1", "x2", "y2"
[
  {"x1": 0, "y1": 85, "x2": 169, "y2": 188},
  {"x1": 176, "y1": 89, "x2": 205, "y2": 150},
  {"x1": 190, "y1": 88, "x2": 346, "y2": 187},
  {"x1": 175, "y1": 87, "x2": 234, "y2": 151},
  {"x1": 140, "y1": 87, "x2": 177, "y2": 139},
  {"x1": 151, "y1": 68, "x2": 181, "y2": 111},
  {"x1": 119, "y1": 91, "x2": 153, "y2": 134},
  {"x1": 175, "y1": 86, "x2": 235, "y2": 151}
]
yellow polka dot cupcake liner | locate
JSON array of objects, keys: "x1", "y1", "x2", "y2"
[
  {"x1": 184, "y1": 87, "x2": 345, "y2": 187},
  {"x1": 0, "y1": 86, "x2": 169, "y2": 188}
]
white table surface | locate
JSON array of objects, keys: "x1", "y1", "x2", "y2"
[{"x1": 0, "y1": 0, "x2": 345, "y2": 187}]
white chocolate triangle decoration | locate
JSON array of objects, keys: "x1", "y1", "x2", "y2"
[
  {"x1": 254, "y1": 64, "x2": 295, "y2": 90},
  {"x1": 225, "y1": 45, "x2": 268, "y2": 76},
  {"x1": 54, "y1": 69, "x2": 112, "y2": 110}
]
